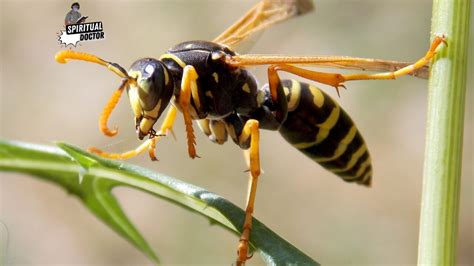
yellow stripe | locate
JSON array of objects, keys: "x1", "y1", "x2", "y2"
[
  {"x1": 191, "y1": 81, "x2": 201, "y2": 110},
  {"x1": 343, "y1": 157, "x2": 371, "y2": 181},
  {"x1": 127, "y1": 85, "x2": 142, "y2": 118},
  {"x1": 242, "y1": 83, "x2": 251, "y2": 93},
  {"x1": 144, "y1": 99, "x2": 162, "y2": 118},
  {"x1": 315, "y1": 105, "x2": 340, "y2": 143},
  {"x1": 308, "y1": 85, "x2": 324, "y2": 108},
  {"x1": 318, "y1": 105, "x2": 340, "y2": 129},
  {"x1": 159, "y1": 53, "x2": 186, "y2": 68},
  {"x1": 163, "y1": 68, "x2": 170, "y2": 85},
  {"x1": 197, "y1": 119, "x2": 211, "y2": 136},
  {"x1": 293, "y1": 105, "x2": 341, "y2": 149},
  {"x1": 127, "y1": 70, "x2": 142, "y2": 80},
  {"x1": 360, "y1": 170, "x2": 373, "y2": 184},
  {"x1": 355, "y1": 158, "x2": 371, "y2": 178},
  {"x1": 140, "y1": 99, "x2": 162, "y2": 133},
  {"x1": 331, "y1": 144, "x2": 367, "y2": 173},
  {"x1": 210, "y1": 120, "x2": 227, "y2": 144},
  {"x1": 287, "y1": 79, "x2": 301, "y2": 111},
  {"x1": 315, "y1": 125, "x2": 357, "y2": 163},
  {"x1": 293, "y1": 141, "x2": 316, "y2": 149}
]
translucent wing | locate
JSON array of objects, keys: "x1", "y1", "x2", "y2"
[{"x1": 213, "y1": 0, "x2": 314, "y2": 49}]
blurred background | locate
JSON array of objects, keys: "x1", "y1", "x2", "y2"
[{"x1": 1, "y1": 0, "x2": 472, "y2": 265}]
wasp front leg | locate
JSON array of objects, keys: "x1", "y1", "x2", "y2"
[
  {"x1": 89, "y1": 105, "x2": 178, "y2": 160},
  {"x1": 235, "y1": 119, "x2": 261, "y2": 266},
  {"x1": 177, "y1": 65, "x2": 200, "y2": 159},
  {"x1": 147, "y1": 106, "x2": 178, "y2": 160}
]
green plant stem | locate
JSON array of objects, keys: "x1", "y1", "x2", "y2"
[{"x1": 418, "y1": 0, "x2": 471, "y2": 265}]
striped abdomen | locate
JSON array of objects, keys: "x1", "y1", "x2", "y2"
[{"x1": 278, "y1": 79, "x2": 372, "y2": 186}]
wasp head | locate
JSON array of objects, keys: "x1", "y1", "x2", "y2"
[
  {"x1": 54, "y1": 50, "x2": 175, "y2": 140},
  {"x1": 126, "y1": 58, "x2": 174, "y2": 140}
]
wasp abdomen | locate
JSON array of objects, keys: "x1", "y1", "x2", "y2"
[{"x1": 278, "y1": 79, "x2": 372, "y2": 186}]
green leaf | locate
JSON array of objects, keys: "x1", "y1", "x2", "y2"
[{"x1": 0, "y1": 140, "x2": 319, "y2": 265}]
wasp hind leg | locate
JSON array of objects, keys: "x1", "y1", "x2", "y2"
[
  {"x1": 88, "y1": 106, "x2": 178, "y2": 160},
  {"x1": 235, "y1": 119, "x2": 260, "y2": 266},
  {"x1": 267, "y1": 35, "x2": 446, "y2": 97}
]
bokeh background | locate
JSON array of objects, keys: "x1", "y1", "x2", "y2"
[{"x1": 1, "y1": 0, "x2": 472, "y2": 265}]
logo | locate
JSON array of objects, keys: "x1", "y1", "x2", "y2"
[{"x1": 58, "y1": 2, "x2": 105, "y2": 47}]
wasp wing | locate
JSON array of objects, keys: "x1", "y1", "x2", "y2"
[{"x1": 213, "y1": 0, "x2": 314, "y2": 49}]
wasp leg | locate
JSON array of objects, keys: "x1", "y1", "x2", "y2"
[
  {"x1": 88, "y1": 139, "x2": 153, "y2": 159},
  {"x1": 99, "y1": 80, "x2": 128, "y2": 137},
  {"x1": 343, "y1": 35, "x2": 446, "y2": 81},
  {"x1": 268, "y1": 35, "x2": 446, "y2": 96},
  {"x1": 230, "y1": 35, "x2": 446, "y2": 80},
  {"x1": 89, "y1": 106, "x2": 178, "y2": 160},
  {"x1": 148, "y1": 106, "x2": 178, "y2": 160},
  {"x1": 266, "y1": 66, "x2": 289, "y2": 124},
  {"x1": 236, "y1": 119, "x2": 260, "y2": 266},
  {"x1": 178, "y1": 65, "x2": 200, "y2": 159}
]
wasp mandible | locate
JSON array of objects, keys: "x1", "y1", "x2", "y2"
[{"x1": 55, "y1": 0, "x2": 446, "y2": 264}]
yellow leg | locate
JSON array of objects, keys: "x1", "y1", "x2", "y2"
[
  {"x1": 88, "y1": 140, "x2": 152, "y2": 160},
  {"x1": 160, "y1": 105, "x2": 178, "y2": 139},
  {"x1": 268, "y1": 35, "x2": 446, "y2": 95},
  {"x1": 148, "y1": 106, "x2": 178, "y2": 160},
  {"x1": 89, "y1": 106, "x2": 178, "y2": 160},
  {"x1": 236, "y1": 119, "x2": 260, "y2": 266},
  {"x1": 178, "y1": 65, "x2": 200, "y2": 159},
  {"x1": 343, "y1": 35, "x2": 447, "y2": 81}
]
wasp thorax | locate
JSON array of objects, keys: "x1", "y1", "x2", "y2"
[{"x1": 126, "y1": 58, "x2": 174, "y2": 140}]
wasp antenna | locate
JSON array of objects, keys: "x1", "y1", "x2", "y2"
[
  {"x1": 55, "y1": 50, "x2": 129, "y2": 79},
  {"x1": 99, "y1": 79, "x2": 128, "y2": 137},
  {"x1": 107, "y1": 62, "x2": 129, "y2": 79},
  {"x1": 55, "y1": 50, "x2": 107, "y2": 66}
]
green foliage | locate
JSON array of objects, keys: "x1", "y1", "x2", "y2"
[
  {"x1": 0, "y1": 140, "x2": 319, "y2": 265},
  {"x1": 418, "y1": 0, "x2": 471, "y2": 265}
]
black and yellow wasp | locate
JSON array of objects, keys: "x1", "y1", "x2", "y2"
[{"x1": 55, "y1": 0, "x2": 445, "y2": 264}]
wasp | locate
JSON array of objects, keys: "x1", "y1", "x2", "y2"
[{"x1": 55, "y1": 0, "x2": 446, "y2": 264}]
